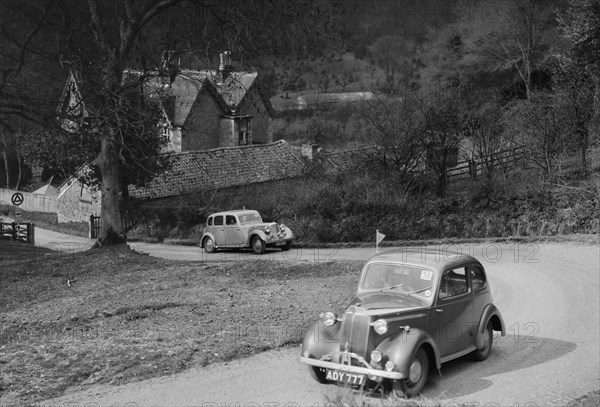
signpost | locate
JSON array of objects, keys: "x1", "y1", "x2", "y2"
[{"x1": 11, "y1": 192, "x2": 24, "y2": 206}]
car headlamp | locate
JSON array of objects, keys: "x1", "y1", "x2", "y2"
[
  {"x1": 370, "y1": 350, "x2": 382, "y2": 363},
  {"x1": 264, "y1": 226, "x2": 271, "y2": 234},
  {"x1": 373, "y1": 319, "x2": 388, "y2": 335},
  {"x1": 320, "y1": 311, "x2": 337, "y2": 327}
]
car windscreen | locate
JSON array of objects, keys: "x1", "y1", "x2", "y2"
[
  {"x1": 361, "y1": 262, "x2": 436, "y2": 300},
  {"x1": 238, "y1": 213, "x2": 263, "y2": 225}
]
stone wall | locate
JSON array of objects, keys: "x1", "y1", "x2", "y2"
[
  {"x1": 237, "y1": 87, "x2": 273, "y2": 144},
  {"x1": 182, "y1": 90, "x2": 221, "y2": 151},
  {"x1": 57, "y1": 180, "x2": 101, "y2": 223},
  {"x1": 0, "y1": 188, "x2": 58, "y2": 213}
]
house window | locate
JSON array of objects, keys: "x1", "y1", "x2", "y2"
[
  {"x1": 238, "y1": 117, "x2": 252, "y2": 145},
  {"x1": 158, "y1": 122, "x2": 172, "y2": 143}
]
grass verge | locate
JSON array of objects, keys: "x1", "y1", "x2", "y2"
[
  {"x1": 0, "y1": 204, "x2": 88, "y2": 238},
  {"x1": 0, "y1": 240, "x2": 360, "y2": 403}
]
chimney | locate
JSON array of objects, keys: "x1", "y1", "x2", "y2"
[
  {"x1": 301, "y1": 143, "x2": 321, "y2": 160},
  {"x1": 218, "y1": 51, "x2": 233, "y2": 84},
  {"x1": 160, "y1": 50, "x2": 180, "y2": 83}
]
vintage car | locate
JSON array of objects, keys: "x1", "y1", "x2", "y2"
[
  {"x1": 200, "y1": 210, "x2": 294, "y2": 254},
  {"x1": 299, "y1": 249, "x2": 506, "y2": 398}
]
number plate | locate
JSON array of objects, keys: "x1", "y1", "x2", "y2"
[{"x1": 325, "y1": 369, "x2": 365, "y2": 386}]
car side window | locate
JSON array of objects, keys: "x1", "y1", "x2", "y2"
[
  {"x1": 207, "y1": 216, "x2": 213, "y2": 226},
  {"x1": 214, "y1": 216, "x2": 224, "y2": 226},
  {"x1": 470, "y1": 266, "x2": 487, "y2": 291},
  {"x1": 226, "y1": 215, "x2": 237, "y2": 225},
  {"x1": 438, "y1": 267, "x2": 469, "y2": 299}
]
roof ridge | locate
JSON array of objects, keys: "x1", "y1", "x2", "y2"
[{"x1": 163, "y1": 140, "x2": 289, "y2": 157}]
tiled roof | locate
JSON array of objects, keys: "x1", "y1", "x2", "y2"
[
  {"x1": 140, "y1": 68, "x2": 260, "y2": 127},
  {"x1": 296, "y1": 92, "x2": 375, "y2": 107},
  {"x1": 210, "y1": 71, "x2": 258, "y2": 110},
  {"x1": 129, "y1": 140, "x2": 307, "y2": 199}
]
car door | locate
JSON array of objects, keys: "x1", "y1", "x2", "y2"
[
  {"x1": 430, "y1": 265, "x2": 474, "y2": 359},
  {"x1": 223, "y1": 215, "x2": 244, "y2": 246},
  {"x1": 212, "y1": 215, "x2": 226, "y2": 246}
]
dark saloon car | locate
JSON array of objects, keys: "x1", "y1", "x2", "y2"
[{"x1": 299, "y1": 249, "x2": 505, "y2": 398}]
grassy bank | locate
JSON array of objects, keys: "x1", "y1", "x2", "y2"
[
  {"x1": 0, "y1": 241, "x2": 359, "y2": 403},
  {"x1": 0, "y1": 204, "x2": 88, "y2": 238}
]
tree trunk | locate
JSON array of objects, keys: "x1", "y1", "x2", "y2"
[
  {"x1": 2, "y1": 150, "x2": 9, "y2": 188},
  {"x1": 16, "y1": 154, "x2": 22, "y2": 190},
  {"x1": 96, "y1": 130, "x2": 126, "y2": 245}
]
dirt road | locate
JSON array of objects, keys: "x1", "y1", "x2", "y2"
[{"x1": 38, "y1": 239, "x2": 599, "y2": 406}]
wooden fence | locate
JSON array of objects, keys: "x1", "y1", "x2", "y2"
[
  {"x1": 447, "y1": 147, "x2": 526, "y2": 180},
  {"x1": 0, "y1": 222, "x2": 35, "y2": 244},
  {"x1": 89, "y1": 209, "x2": 135, "y2": 239}
]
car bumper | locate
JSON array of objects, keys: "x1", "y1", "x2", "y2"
[{"x1": 298, "y1": 356, "x2": 404, "y2": 380}]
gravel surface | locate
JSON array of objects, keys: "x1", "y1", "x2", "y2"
[{"x1": 39, "y1": 240, "x2": 599, "y2": 406}]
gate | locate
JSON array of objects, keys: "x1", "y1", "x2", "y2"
[
  {"x1": 89, "y1": 215, "x2": 101, "y2": 239},
  {"x1": 0, "y1": 222, "x2": 35, "y2": 244}
]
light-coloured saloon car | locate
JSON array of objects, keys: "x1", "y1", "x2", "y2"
[{"x1": 200, "y1": 210, "x2": 294, "y2": 254}]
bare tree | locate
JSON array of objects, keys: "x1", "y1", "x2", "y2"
[
  {"x1": 353, "y1": 94, "x2": 423, "y2": 180},
  {"x1": 503, "y1": 93, "x2": 570, "y2": 179},
  {"x1": 456, "y1": 0, "x2": 559, "y2": 99}
]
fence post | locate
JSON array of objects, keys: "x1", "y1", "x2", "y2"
[
  {"x1": 29, "y1": 223, "x2": 35, "y2": 245},
  {"x1": 11, "y1": 222, "x2": 17, "y2": 241},
  {"x1": 89, "y1": 215, "x2": 94, "y2": 239}
]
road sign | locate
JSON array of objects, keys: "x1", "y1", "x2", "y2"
[{"x1": 11, "y1": 192, "x2": 24, "y2": 206}]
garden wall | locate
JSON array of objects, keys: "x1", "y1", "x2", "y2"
[{"x1": 0, "y1": 188, "x2": 58, "y2": 214}]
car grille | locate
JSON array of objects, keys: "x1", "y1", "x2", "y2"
[{"x1": 339, "y1": 306, "x2": 371, "y2": 358}]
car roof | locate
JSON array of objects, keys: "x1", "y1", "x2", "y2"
[
  {"x1": 208, "y1": 210, "x2": 259, "y2": 217},
  {"x1": 365, "y1": 249, "x2": 480, "y2": 272}
]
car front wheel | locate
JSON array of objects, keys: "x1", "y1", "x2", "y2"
[
  {"x1": 308, "y1": 366, "x2": 328, "y2": 383},
  {"x1": 251, "y1": 236, "x2": 266, "y2": 254},
  {"x1": 472, "y1": 321, "x2": 493, "y2": 361},
  {"x1": 393, "y1": 347, "x2": 429, "y2": 399},
  {"x1": 203, "y1": 237, "x2": 216, "y2": 253},
  {"x1": 281, "y1": 241, "x2": 292, "y2": 251}
]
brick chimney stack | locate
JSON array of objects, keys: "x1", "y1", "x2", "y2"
[{"x1": 218, "y1": 51, "x2": 233, "y2": 84}]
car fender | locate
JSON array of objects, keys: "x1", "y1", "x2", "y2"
[
  {"x1": 201, "y1": 232, "x2": 217, "y2": 248},
  {"x1": 475, "y1": 304, "x2": 506, "y2": 348},
  {"x1": 301, "y1": 320, "x2": 341, "y2": 359},
  {"x1": 283, "y1": 227, "x2": 294, "y2": 240},
  {"x1": 247, "y1": 230, "x2": 268, "y2": 245},
  {"x1": 376, "y1": 328, "x2": 442, "y2": 375}
]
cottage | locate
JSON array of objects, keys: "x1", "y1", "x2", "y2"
[
  {"x1": 58, "y1": 52, "x2": 274, "y2": 153},
  {"x1": 56, "y1": 165, "x2": 101, "y2": 223},
  {"x1": 133, "y1": 51, "x2": 274, "y2": 152}
]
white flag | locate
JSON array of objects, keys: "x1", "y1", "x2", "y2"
[{"x1": 376, "y1": 230, "x2": 386, "y2": 244}]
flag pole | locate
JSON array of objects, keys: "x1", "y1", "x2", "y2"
[{"x1": 376, "y1": 229, "x2": 385, "y2": 254}]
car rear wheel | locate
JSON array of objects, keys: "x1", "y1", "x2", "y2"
[
  {"x1": 393, "y1": 347, "x2": 429, "y2": 399},
  {"x1": 251, "y1": 236, "x2": 266, "y2": 254},
  {"x1": 472, "y1": 321, "x2": 493, "y2": 361},
  {"x1": 203, "y1": 237, "x2": 216, "y2": 253}
]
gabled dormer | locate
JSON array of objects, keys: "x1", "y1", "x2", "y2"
[{"x1": 57, "y1": 70, "x2": 89, "y2": 133}]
